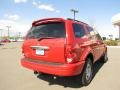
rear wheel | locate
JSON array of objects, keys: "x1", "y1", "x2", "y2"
[{"x1": 81, "y1": 58, "x2": 93, "y2": 86}]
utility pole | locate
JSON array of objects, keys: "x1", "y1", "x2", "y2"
[
  {"x1": 18, "y1": 32, "x2": 21, "y2": 38},
  {"x1": 6, "y1": 26, "x2": 11, "y2": 39},
  {"x1": 70, "y1": 9, "x2": 79, "y2": 20},
  {"x1": 0, "y1": 29, "x2": 3, "y2": 39}
]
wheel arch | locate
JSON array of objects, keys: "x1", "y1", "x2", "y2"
[
  {"x1": 86, "y1": 53, "x2": 94, "y2": 63},
  {"x1": 80, "y1": 46, "x2": 94, "y2": 63}
]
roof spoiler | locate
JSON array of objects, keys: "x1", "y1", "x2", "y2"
[{"x1": 32, "y1": 18, "x2": 65, "y2": 26}]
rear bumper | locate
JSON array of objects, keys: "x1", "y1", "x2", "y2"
[{"x1": 21, "y1": 57, "x2": 85, "y2": 76}]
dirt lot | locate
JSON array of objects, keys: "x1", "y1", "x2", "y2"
[{"x1": 0, "y1": 42, "x2": 120, "y2": 90}]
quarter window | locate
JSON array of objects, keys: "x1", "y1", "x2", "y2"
[{"x1": 73, "y1": 23, "x2": 85, "y2": 38}]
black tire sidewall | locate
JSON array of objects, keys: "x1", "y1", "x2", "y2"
[
  {"x1": 81, "y1": 58, "x2": 93, "y2": 86},
  {"x1": 100, "y1": 52, "x2": 108, "y2": 63}
]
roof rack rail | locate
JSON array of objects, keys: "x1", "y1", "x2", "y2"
[
  {"x1": 67, "y1": 18, "x2": 80, "y2": 22},
  {"x1": 67, "y1": 18, "x2": 88, "y2": 25}
]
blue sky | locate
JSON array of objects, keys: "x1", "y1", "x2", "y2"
[{"x1": 0, "y1": 0, "x2": 120, "y2": 38}]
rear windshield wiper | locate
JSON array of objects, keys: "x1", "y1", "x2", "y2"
[{"x1": 38, "y1": 37, "x2": 55, "y2": 41}]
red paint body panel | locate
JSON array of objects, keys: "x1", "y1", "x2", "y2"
[
  {"x1": 21, "y1": 18, "x2": 107, "y2": 76},
  {"x1": 21, "y1": 57, "x2": 85, "y2": 76},
  {"x1": 23, "y1": 38, "x2": 66, "y2": 63}
]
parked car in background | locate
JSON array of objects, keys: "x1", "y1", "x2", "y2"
[
  {"x1": 0, "y1": 39, "x2": 11, "y2": 43},
  {"x1": 21, "y1": 18, "x2": 108, "y2": 86}
]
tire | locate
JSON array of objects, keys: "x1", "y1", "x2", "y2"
[
  {"x1": 81, "y1": 58, "x2": 93, "y2": 86},
  {"x1": 100, "y1": 52, "x2": 108, "y2": 63}
]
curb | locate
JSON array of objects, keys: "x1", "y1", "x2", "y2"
[{"x1": 107, "y1": 46, "x2": 120, "y2": 48}]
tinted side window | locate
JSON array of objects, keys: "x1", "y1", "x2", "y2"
[
  {"x1": 87, "y1": 27, "x2": 95, "y2": 39},
  {"x1": 94, "y1": 30, "x2": 102, "y2": 40},
  {"x1": 73, "y1": 23, "x2": 85, "y2": 38},
  {"x1": 87, "y1": 26, "x2": 102, "y2": 40}
]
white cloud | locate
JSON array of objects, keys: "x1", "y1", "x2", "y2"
[
  {"x1": 32, "y1": 0, "x2": 41, "y2": 6},
  {"x1": 56, "y1": 10, "x2": 60, "y2": 13},
  {"x1": 14, "y1": 0, "x2": 27, "y2": 3},
  {"x1": 32, "y1": 1, "x2": 38, "y2": 6},
  {"x1": 0, "y1": 19, "x2": 30, "y2": 36},
  {"x1": 38, "y1": 4, "x2": 55, "y2": 12},
  {"x1": 32, "y1": 1, "x2": 60, "y2": 12},
  {"x1": 4, "y1": 14, "x2": 20, "y2": 21}
]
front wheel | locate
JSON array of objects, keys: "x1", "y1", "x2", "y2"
[
  {"x1": 81, "y1": 58, "x2": 93, "y2": 86},
  {"x1": 100, "y1": 52, "x2": 108, "y2": 63}
]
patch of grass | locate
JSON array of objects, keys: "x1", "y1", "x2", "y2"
[{"x1": 104, "y1": 40, "x2": 119, "y2": 46}]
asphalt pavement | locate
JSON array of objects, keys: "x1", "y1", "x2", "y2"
[{"x1": 0, "y1": 42, "x2": 120, "y2": 90}]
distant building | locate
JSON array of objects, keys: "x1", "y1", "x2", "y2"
[{"x1": 112, "y1": 13, "x2": 120, "y2": 40}]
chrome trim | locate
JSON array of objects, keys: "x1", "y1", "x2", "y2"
[{"x1": 30, "y1": 46, "x2": 50, "y2": 50}]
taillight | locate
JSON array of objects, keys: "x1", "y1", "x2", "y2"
[{"x1": 65, "y1": 45, "x2": 79, "y2": 64}]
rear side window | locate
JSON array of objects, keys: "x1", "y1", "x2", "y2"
[
  {"x1": 88, "y1": 27, "x2": 95, "y2": 37},
  {"x1": 87, "y1": 26, "x2": 96, "y2": 40},
  {"x1": 73, "y1": 23, "x2": 85, "y2": 38},
  {"x1": 26, "y1": 22, "x2": 66, "y2": 39},
  {"x1": 94, "y1": 30, "x2": 102, "y2": 40}
]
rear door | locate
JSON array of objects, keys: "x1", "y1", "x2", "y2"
[
  {"x1": 87, "y1": 27, "x2": 100, "y2": 61},
  {"x1": 94, "y1": 30, "x2": 105, "y2": 58},
  {"x1": 23, "y1": 22, "x2": 66, "y2": 63},
  {"x1": 72, "y1": 23, "x2": 89, "y2": 61}
]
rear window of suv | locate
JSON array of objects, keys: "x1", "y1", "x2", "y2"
[{"x1": 26, "y1": 22, "x2": 66, "y2": 39}]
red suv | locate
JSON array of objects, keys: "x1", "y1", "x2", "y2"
[{"x1": 21, "y1": 18, "x2": 107, "y2": 85}]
